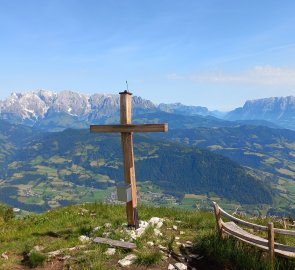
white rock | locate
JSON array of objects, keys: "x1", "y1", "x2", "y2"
[
  {"x1": 174, "y1": 262, "x2": 187, "y2": 270},
  {"x1": 32, "y1": 245, "x2": 44, "y2": 252},
  {"x1": 180, "y1": 231, "x2": 185, "y2": 235},
  {"x1": 172, "y1": 225, "x2": 178, "y2": 231},
  {"x1": 139, "y1": 220, "x2": 149, "y2": 228},
  {"x1": 104, "y1": 248, "x2": 116, "y2": 256},
  {"x1": 79, "y1": 235, "x2": 90, "y2": 243},
  {"x1": 154, "y1": 228, "x2": 163, "y2": 236},
  {"x1": 149, "y1": 217, "x2": 164, "y2": 227},
  {"x1": 147, "y1": 241, "x2": 154, "y2": 246},
  {"x1": 62, "y1": 255, "x2": 71, "y2": 260},
  {"x1": 158, "y1": 245, "x2": 168, "y2": 251},
  {"x1": 47, "y1": 250, "x2": 63, "y2": 258},
  {"x1": 128, "y1": 230, "x2": 137, "y2": 240},
  {"x1": 156, "y1": 221, "x2": 163, "y2": 229},
  {"x1": 93, "y1": 226, "x2": 101, "y2": 232},
  {"x1": 168, "y1": 264, "x2": 176, "y2": 270},
  {"x1": 136, "y1": 227, "x2": 146, "y2": 237},
  {"x1": 175, "y1": 236, "x2": 180, "y2": 240},
  {"x1": 176, "y1": 241, "x2": 181, "y2": 246},
  {"x1": 104, "y1": 223, "x2": 112, "y2": 228},
  {"x1": 1, "y1": 253, "x2": 8, "y2": 260},
  {"x1": 118, "y1": 254, "x2": 137, "y2": 267},
  {"x1": 102, "y1": 232, "x2": 110, "y2": 238}
]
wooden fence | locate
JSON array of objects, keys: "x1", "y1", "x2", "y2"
[{"x1": 212, "y1": 202, "x2": 295, "y2": 269}]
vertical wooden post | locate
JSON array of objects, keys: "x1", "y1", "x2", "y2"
[
  {"x1": 119, "y1": 91, "x2": 138, "y2": 228},
  {"x1": 213, "y1": 201, "x2": 223, "y2": 239},
  {"x1": 268, "y1": 222, "x2": 274, "y2": 270},
  {"x1": 282, "y1": 218, "x2": 287, "y2": 230}
]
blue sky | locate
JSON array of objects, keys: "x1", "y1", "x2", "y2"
[{"x1": 0, "y1": 0, "x2": 295, "y2": 110}]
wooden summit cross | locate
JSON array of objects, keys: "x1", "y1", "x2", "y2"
[{"x1": 90, "y1": 90, "x2": 168, "y2": 228}]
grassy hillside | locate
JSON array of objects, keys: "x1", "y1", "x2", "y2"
[
  {"x1": 0, "y1": 122, "x2": 272, "y2": 213},
  {"x1": 151, "y1": 125, "x2": 295, "y2": 216},
  {"x1": 0, "y1": 203, "x2": 294, "y2": 270}
]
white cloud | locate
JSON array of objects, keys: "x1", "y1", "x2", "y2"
[{"x1": 168, "y1": 66, "x2": 295, "y2": 86}]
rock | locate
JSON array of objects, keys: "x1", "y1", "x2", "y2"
[
  {"x1": 104, "y1": 223, "x2": 112, "y2": 228},
  {"x1": 102, "y1": 232, "x2": 110, "y2": 238},
  {"x1": 118, "y1": 254, "x2": 137, "y2": 267},
  {"x1": 180, "y1": 231, "x2": 185, "y2": 235},
  {"x1": 168, "y1": 263, "x2": 176, "y2": 269},
  {"x1": 79, "y1": 235, "x2": 91, "y2": 243},
  {"x1": 147, "y1": 241, "x2": 154, "y2": 246},
  {"x1": 68, "y1": 245, "x2": 86, "y2": 251},
  {"x1": 139, "y1": 220, "x2": 149, "y2": 228},
  {"x1": 176, "y1": 241, "x2": 181, "y2": 246},
  {"x1": 104, "y1": 248, "x2": 116, "y2": 256},
  {"x1": 172, "y1": 225, "x2": 178, "y2": 231},
  {"x1": 174, "y1": 262, "x2": 187, "y2": 270},
  {"x1": 158, "y1": 245, "x2": 168, "y2": 251},
  {"x1": 61, "y1": 255, "x2": 71, "y2": 261},
  {"x1": 154, "y1": 228, "x2": 163, "y2": 237},
  {"x1": 149, "y1": 217, "x2": 161, "y2": 224},
  {"x1": 128, "y1": 230, "x2": 137, "y2": 240},
  {"x1": 149, "y1": 217, "x2": 164, "y2": 228},
  {"x1": 136, "y1": 227, "x2": 146, "y2": 237},
  {"x1": 93, "y1": 226, "x2": 101, "y2": 232},
  {"x1": 1, "y1": 253, "x2": 8, "y2": 260},
  {"x1": 181, "y1": 243, "x2": 192, "y2": 248},
  {"x1": 47, "y1": 250, "x2": 63, "y2": 258},
  {"x1": 186, "y1": 241, "x2": 192, "y2": 245},
  {"x1": 79, "y1": 208, "x2": 89, "y2": 213},
  {"x1": 32, "y1": 245, "x2": 44, "y2": 252},
  {"x1": 175, "y1": 236, "x2": 180, "y2": 240}
]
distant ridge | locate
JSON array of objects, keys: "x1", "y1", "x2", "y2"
[
  {"x1": 1, "y1": 90, "x2": 294, "y2": 130},
  {"x1": 226, "y1": 96, "x2": 295, "y2": 130}
]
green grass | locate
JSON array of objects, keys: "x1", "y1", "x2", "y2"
[
  {"x1": 24, "y1": 250, "x2": 47, "y2": 268},
  {"x1": 0, "y1": 203, "x2": 295, "y2": 269},
  {"x1": 135, "y1": 249, "x2": 162, "y2": 266}
]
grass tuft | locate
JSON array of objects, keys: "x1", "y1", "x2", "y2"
[
  {"x1": 23, "y1": 251, "x2": 47, "y2": 268},
  {"x1": 135, "y1": 249, "x2": 162, "y2": 266}
]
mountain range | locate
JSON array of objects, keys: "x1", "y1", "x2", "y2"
[
  {"x1": 226, "y1": 96, "x2": 295, "y2": 130},
  {"x1": 1, "y1": 90, "x2": 294, "y2": 130}
]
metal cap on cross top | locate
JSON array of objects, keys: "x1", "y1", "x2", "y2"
[
  {"x1": 119, "y1": 90, "x2": 132, "y2": 95},
  {"x1": 90, "y1": 91, "x2": 168, "y2": 228}
]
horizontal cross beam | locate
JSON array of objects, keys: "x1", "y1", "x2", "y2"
[{"x1": 90, "y1": 123, "x2": 168, "y2": 133}]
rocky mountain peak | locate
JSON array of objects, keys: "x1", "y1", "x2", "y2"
[
  {"x1": 226, "y1": 95, "x2": 295, "y2": 129},
  {"x1": 0, "y1": 90, "x2": 156, "y2": 124}
]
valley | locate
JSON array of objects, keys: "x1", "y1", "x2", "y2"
[{"x1": 0, "y1": 91, "x2": 295, "y2": 218}]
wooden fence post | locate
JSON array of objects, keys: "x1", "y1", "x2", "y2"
[
  {"x1": 268, "y1": 222, "x2": 274, "y2": 270},
  {"x1": 282, "y1": 218, "x2": 287, "y2": 230},
  {"x1": 213, "y1": 201, "x2": 223, "y2": 239}
]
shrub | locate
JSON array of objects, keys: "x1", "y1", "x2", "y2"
[
  {"x1": 0, "y1": 204, "x2": 15, "y2": 222},
  {"x1": 25, "y1": 251, "x2": 47, "y2": 268}
]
